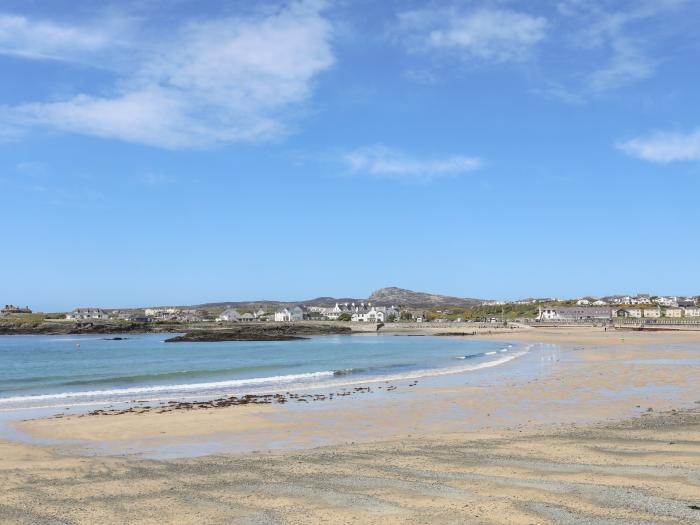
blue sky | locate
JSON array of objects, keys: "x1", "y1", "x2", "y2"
[{"x1": 1, "y1": 0, "x2": 699, "y2": 311}]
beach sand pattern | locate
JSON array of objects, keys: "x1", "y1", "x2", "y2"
[{"x1": 1, "y1": 327, "x2": 699, "y2": 524}]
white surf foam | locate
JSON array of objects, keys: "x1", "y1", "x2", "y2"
[
  {"x1": 0, "y1": 371, "x2": 335, "y2": 406},
  {"x1": 0, "y1": 344, "x2": 534, "y2": 411}
]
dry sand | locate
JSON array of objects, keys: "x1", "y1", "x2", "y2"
[{"x1": 1, "y1": 326, "x2": 699, "y2": 524}]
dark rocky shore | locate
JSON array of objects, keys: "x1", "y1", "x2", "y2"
[
  {"x1": 59, "y1": 381, "x2": 419, "y2": 419},
  {"x1": 0, "y1": 320, "x2": 354, "y2": 338},
  {"x1": 164, "y1": 323, "x2": 352, "y2": 342},
  {"x1": 0, "y1": 320, "x2": 157, "y2": 335}
]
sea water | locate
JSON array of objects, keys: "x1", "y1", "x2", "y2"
[{"x1": 0, "y1": 334, "x2": 527, "y2": 411}]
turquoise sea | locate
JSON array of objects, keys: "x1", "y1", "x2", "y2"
[{"x1": 0, "y1": 334, "x2": 527, "y2": 411}]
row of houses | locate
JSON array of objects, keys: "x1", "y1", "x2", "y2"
[
  {"x1": 613, "y1": 307, "x2": 700, "y2": 319},
  {"x1": 1, "y1": 304, "x2": 32, "y2": 315},
  {"x1": 323, "y1": 303, "x2": 400, "y2": 323},
  {"x1": 215, "y1": 303, "x2": 403, "y2": 323},
  {"x1": 216, "y1": 308, "x2": 272, "y2": 322},
  {"x1": 577, "y1": 295, "x2": 698, "y2": 307},
  {"x1": 537, "y1": 305, "x2": 700, "y2": 321},
  {"x1": 537, "y1": 307, "x2": 612, "y2": 321},
  {"x1": 488, "y1": 295, "x2": 698, "y2": 308},
  {"x1": 66, "y1": 308, "x2": 110, "y2": 320},
  {"x1": 575, "y1": 299, "x2": 610, "y2": 306},
  {"x1": 66, "y1": 308, "x2": 192, "y2": 322},
  {"x1": 143, "y1": 308, "x2": 203, "y2": 322}
]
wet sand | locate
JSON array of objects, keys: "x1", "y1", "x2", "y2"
[{"x1": 2, "y1": 327, "x2": 700, "y2": 524}]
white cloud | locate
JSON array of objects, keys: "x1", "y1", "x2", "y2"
[
  {"x1": 0, "y1": 13, "x2": 120, "y2": 63},
  {"x1": 558, "y1": 0, "x2": 688, "y2": 95},
  {"x1": 618, "y1": 129, "x2": 700, "y2": 163},
  {"x1": 392, "y1": 1, "x2": 690, "y2": 100},
  {"x1": 0, "y1": 1, "x2": 334, "y2": 148},
  {"x1": 343, "y1": 145, "x2": 482, "y2": 181},
  {"x1": 587, "y1": 39, "x2": 654, "y2": 92},
  {"x1": 395, "y1": 6, "x2": 548, "y2": 63}
]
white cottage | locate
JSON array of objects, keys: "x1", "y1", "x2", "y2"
[
  {"x1": 274, "y1": 306, "x2": 304, "y2": 322},
  {"x1": 216, "y1": 309, "x2": 241, "y2": 322},
  {"x1": 665, "y1": 307, "x2": 683, "y2": 318},
  {"x1": 643, "y1": 308, "x2": 661, "y2": 318},
  {"x1": 67, "y1": 308, "x2": 110, "y2": 320}
]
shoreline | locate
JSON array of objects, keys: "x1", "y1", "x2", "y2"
[
  {"x1": 0, "y1": 335, "x2": 524, "y2": 414},
  {"x1": 2, "y1": 326, "x2": 699, "y2": 523},
  {"x1": 9, "y1": 327, "x2": 700, "y2": 455}
]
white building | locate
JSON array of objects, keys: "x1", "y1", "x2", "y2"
[
  {"x1": 109, "y1": 310, "x2": 147, "y2": 322},
  {"x1": 537, "y1": 306, "x2": 611, "y2": 321},
  {"x1": 67, "y1": 308, "x2": 110, "y2": 320},
  {"x1": 683, "y1": 307, "x2": 700, "y2": 317},
  {"x1": 326, "y1": 302, "x2": 399, "y2": 322},
  {"x1": 353, "y1": 305, "x2": 399, "y2": 322},
  {"x1": 216, "y1": 309, "x2": 241, "y2": 322},
  {"x1": 655, "y1": 296, "x2": 678, "y2": 307},
  {"x1": 643, "y1": 308, "x2": 661, "y2": 318},
  {"x1": 613, "y1": 308, "x2": 642, "y2": 318},
  {"x1": 665, "y1": 307, "x2": 683, "y2": 318},
  {"x1": 145, "y1": 307, "x2": 181, "y2": 317},
  {"x1": 537, "y1": 307, "x2": 560, "y2": 320},
  {"x1": 274, "y1": 306, "x2": 304, "y2": 322}
]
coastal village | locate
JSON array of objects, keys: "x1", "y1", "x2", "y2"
[{"x1": 3, "y1": 292, "x2": 700, "y2": 325}]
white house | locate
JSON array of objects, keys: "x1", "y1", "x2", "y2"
[
  {"x1": 145, "y1": 307, "x2": 181, "y2": 317},
  {"x1": 110, "y1": 310, "x2": 146, "y2": 322},
  {"x1": 325, "y1": 302, "x2": 363, "y2": 320},
  {"x1": 683, "y1": 307, "x2": 700, "y2": 317},
  {"x1": 537, "y1": 307, "x2": 560, "y2": 320},
  {"x1": 643, "y1": 308, "x2": 661, "y2": 318},
  {"x1": 655, "y1": 296, "x2": 678, "y2": 307},
  {"x1": 351, "y1": 306, "x2": 398, "y2": 322},
  {"x1": 326, "y1": 302, "x2": 400, "y2": 322},
  {"x1": 665, "y1": 307, "x2": 683, "y2": 318},
  {"x1": 576, "y1": 299, "x2": 591, "y2": 306},
  {"x1": 537, "y1": 306, "x2": 611, "y2": 321},
  {"x1": 67, "y1": 308, "x2": 110, "y2": 320},
  {"x1": 613, "y1": 308, "x2": 642, "y2": 318},
  {"x1": 592, "y1": 300, "x2": 608, "y2": 306},
  {"x1": 216, "y1": 309, "x2": 241, "y2": 322},
  {"x1": 274, "y1": 306, "x2": 304, "y2": 322}
]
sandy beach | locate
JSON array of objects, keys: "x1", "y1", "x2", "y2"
[{"x1": 1, "y1": 326, "x2": 699, "y2": 524}]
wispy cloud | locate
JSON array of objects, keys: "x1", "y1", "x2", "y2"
[
  {"x1": 392, "y1": 1, "x2": 691, "y2": 101},
  {"x1": 617, "y1": 129, "x2": 700, "y2": 163},
  {"x1": 0, "y1": 1, "x2": 335, "y2": 148},
  {"x1": 553, "y1": 0, "x2": 688, "y2": 98},
  {"x1": 0, "y1": 13, "x2": 124, "y2": 64},
  {"x1": 394, "y1": 6, "x2": 547, "y2": 63},
  {"x1": 342, "y1": 145, "x2": 482, "y2": 182}
]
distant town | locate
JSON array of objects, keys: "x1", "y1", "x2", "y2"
[{"x1": 3, "y1": 290, "x2": 700, "y2": 325}]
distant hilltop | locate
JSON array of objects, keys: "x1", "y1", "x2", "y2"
[
  {"x1": 367, "y1": 287, "x2": 483, "y2": 308},
  {"x1": 189, "y1": 287, "x2": 485, "y2": 310}
]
